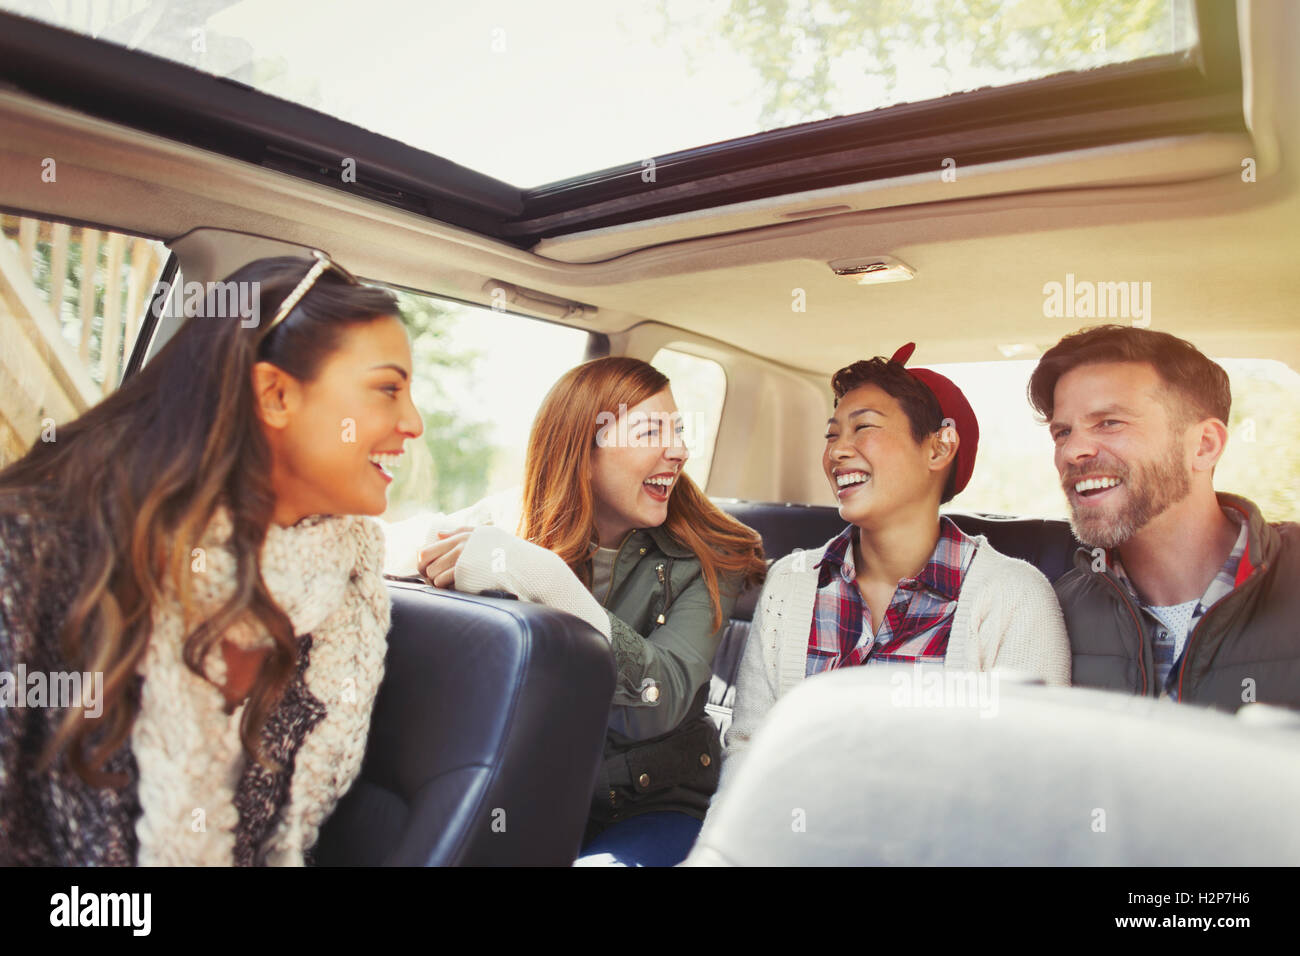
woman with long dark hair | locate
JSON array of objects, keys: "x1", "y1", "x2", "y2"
[
  {"x1": 418, "y1": 356, "x2": 766, "y2": 865},
  {"x1": 0, "y1": 252, "x2": 423, "y2": 865}
]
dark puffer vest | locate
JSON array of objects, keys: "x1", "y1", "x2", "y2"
[{"x1": 1055, "y1": 493, "x2": 1300, "y2": 711}]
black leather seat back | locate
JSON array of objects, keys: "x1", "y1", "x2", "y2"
[
  {"x1": 716, "y1": 500, "x2": 1079, "y2": 581},
  {"x1": 947, "y1": 513, "x2": 1080, "y2": 584},
  {"x1": 315, "y1": 583, "x2": 614, "y2": 866},
  {"x1": 716, "y1": 500, "x2": 845, "y2": 566}
]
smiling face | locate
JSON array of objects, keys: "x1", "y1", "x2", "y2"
[
  {"x1": 259, "y1": 314, "x2": 424, "y2": 523},
  {"x1": 1050, "y1": 361, "x2": 1194, "y2": 549},
  {"x1": 823, "y1": 383, "x2": 949, "y2": 528},
  {"x1": 589, "y1": 387, "x2": 689, "y2": 545}
]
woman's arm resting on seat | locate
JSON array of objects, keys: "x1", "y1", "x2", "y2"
[
  {"x1": 378, "y1": 486, "x2": 523, "y2": 576},
  {"x1": 453, "y1": 525, "x2": 612, "y2": 641}
]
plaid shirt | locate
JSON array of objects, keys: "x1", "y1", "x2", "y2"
[
  {"x1": 805, "y1": 517, "x2": 980, "y2": 676},
  {"x1": 1111, "y1": 507, "x2": 1251, "y2": 699}
]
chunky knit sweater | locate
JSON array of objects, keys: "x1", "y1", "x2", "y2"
[
  {"x1": 0, "y1": 504, "x2": 390, "y2": 866},
  {"x1": 722, "y1": 535, "x2": 1071, "y2": 781}
]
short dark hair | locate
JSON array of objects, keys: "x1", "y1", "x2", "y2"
[
  {"x1": 830, "y1": 357, "x2": 956, "y2": 503},
  {"x1": 1028, "y1": 325, "x2": 1231, "y2": 428}
]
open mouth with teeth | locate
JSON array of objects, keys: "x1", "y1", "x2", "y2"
[
  {"x1": 1072, "y1": 475, "x2": 1122, "y2": 499},
  {"x1": 368, "y1": 450, "x2": 402, "y2": 482},
  {"x1": 834, "y1": 470, "x2": 871, "y2": 497},
  {"x1": 643, "y1": 474, "x2": 675, "y2": 501}
]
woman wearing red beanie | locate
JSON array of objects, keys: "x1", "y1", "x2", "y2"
[{"x1": 720, "y1": 343, "x2": 1070, "y2": 779}]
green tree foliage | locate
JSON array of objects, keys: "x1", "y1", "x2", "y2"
[
  {"x1": 387, "y1": 290, "x2": 494, "y2": 517},
  {"x1": 688, "y1": 0, "x2": 1183, "y2": 128}
]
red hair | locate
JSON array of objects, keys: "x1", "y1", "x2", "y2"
[{"x1": 518, "y1": 357, "x2": 765, "y2": 629}]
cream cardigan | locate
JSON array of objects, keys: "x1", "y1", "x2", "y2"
[{"x1": 722, "y1": 535, "x2": 1071, "y2": 778}]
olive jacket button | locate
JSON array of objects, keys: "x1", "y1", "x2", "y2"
[{"x1": 637, "y1": 772, "x2": 650, "y2": 789}]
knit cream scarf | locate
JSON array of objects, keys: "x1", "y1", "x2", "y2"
[{"x1": 130, "y1": 509, "x2": 390, "y2": 866}]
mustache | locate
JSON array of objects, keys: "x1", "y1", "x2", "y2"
[{"x1": 1060, "y1": 456, "x2": 1130, "y2": 490}]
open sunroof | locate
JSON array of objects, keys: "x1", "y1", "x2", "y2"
[
  {"x1": 4, "y1": 0, "x2": 1203, "y2": 188},
  {"x1": 0, "y1": 0, "x2": 1241, "y2": 246}
]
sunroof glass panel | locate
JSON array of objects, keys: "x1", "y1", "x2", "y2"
[{"x1": 6, "y1": 0, "x2": 1199, "y2": 188}]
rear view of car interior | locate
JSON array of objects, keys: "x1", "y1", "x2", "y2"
[{"x1": 1, "y1": 0, "x2": 1298, "y2": 868}]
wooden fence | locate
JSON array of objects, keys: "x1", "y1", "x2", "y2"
[{"x1": 0, "y1": 215, "x2": 165, "y2": 465}]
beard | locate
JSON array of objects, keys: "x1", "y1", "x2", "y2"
[{"x1": 1063, "y1": 437, "x2": 1191, "y2": 550}]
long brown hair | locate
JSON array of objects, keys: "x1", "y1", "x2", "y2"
[
  {"x1": 518, "y1": 357, "x2": 765, "y2": 630},
  {"x1": 0, "y1": 256, "x2": 399, "y2": 784}
]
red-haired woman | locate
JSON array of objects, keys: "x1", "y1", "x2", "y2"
[{"x1": 418, "y1": 357, "x2": 765, "y2": 866}]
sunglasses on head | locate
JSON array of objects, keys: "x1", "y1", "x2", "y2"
[{"x1": 264, "y1": 249, "x2": 360, "y2": 334}]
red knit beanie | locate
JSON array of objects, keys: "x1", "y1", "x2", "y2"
[{"x1": 889, "y1": 342, "x2": 980, "y2": 497}]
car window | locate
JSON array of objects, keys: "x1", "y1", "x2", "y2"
[
  {"x1": 380, "y1": 289, "x2": 591, "y2": 521},
  {"x1": 932, "y1": 358, "x2": 1300, "y2": 522},
  {"x1": 650, "y1": 347, "x2": 726, "y2": 491},
  {"x1": 0, "y1": 213, "x2": 167, "y2": 466}
]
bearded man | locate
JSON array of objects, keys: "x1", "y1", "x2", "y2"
[{"x1": 1029, "y1": 325, "x2": 1300, "y2": 711}]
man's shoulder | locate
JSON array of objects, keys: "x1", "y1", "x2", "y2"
[
  {"x1": 1269, "y1": 518, "x2": 1300, "y2": 549},
  {"x1": 1045, "y1": 561, "x2": 1132, "y2": 641},
  {"x1": 1051, "y1": 558, "x2": 1110, "y2": 596},
  {"x1": 1220, "y1": 491, "x2": 1300, "y2": 551}
]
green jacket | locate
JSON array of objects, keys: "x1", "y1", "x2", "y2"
[
  {"x1": 586, "y1": 524, "x2": 743, "y2": 836},
  {"x1": 1055, "y1": 493, "x2": 1300, "y2": 711}
]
